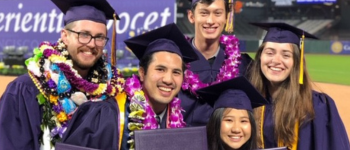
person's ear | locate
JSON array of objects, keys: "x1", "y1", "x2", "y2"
[
  {"x1": 188, "y1": 10, "x2": 195, "y2": 24},
  {"x1": 61, "y1": 29, "x2": 69, "y2": 45},
  {"x1": 138, "y1": 67, "x2": 145, "y2": 82}
]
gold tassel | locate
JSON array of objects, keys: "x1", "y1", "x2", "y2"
[
  {"x1": 225, "y1": 0, "x2": 234, "y2": 33},
  {"x1": 111, "y1": 13, "x2": 117, "y2": 67},
  {"x1": 299, "y1": 34, "x2": 305, "y2": 84}
]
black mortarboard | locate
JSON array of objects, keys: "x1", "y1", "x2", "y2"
[
  {"x1": 124, "y1": 23, "x2": 199, "y2": 63},
  {"x1": 196, "y1": 76, "x2": 268, "y2": 111},
  {"x1": 51, "y1": 0, "x2": 120, "y2": 25},
  {"x1": 250, "y1": 22, "x2": 318, "y2": 47},
  {"x1": 250, "y1": 22, "x2": 318, "y2": 84}
]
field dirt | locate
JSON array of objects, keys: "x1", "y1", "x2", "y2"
[{"x1": 0, "y1": 76, "x2": 349, "y2": 139}]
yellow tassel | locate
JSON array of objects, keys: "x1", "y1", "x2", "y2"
[
  {"x1": 299, "y1": 34, "x2": 305, "y2": 84},
  {"x1": 225, "y1": 0, "x2": 234, "y2": 33},
  {"x1": 111, "y1": 14, "x2": 117, "y2": 67}
]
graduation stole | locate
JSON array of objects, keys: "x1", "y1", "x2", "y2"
[
  {"x1": 182, "y1": 35, "x2": 241, "y2": 97},
  {"x1": 122, "y1": 75, "x2": 186, "y2": 150},
  {"x1": 257, "y1": 106, "x2": 299, "y2": 150},
  {"x1": 26, "y1": 40, "x2": 124, "y2": 146}
]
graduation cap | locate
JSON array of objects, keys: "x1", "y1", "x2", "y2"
[
  {"x1": 51, "y1": 0, "x2": 120, "y2": 66},
  {"x1": 250, "y1": 22, "x2": 318, "y2": 84},
  {"x1": 51, "y1": 0, "x2": 120, "y2": 25},
  {"x1": 124, "y1": 23, "x2": 199, "y2": 63},
  {"x1": 196, "y1": 76, "x2": 268, "y2": 111},
  {"x1": 189, "y1": 0, "x2": 235, "y2": 33},
  {"x1": 249, "y1": 22, "x2": 318, "y2": 47}
]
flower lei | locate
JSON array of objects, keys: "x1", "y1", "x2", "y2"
[
  {"x1": 124, "y1": 75, "x2": 186, "y2": 149},
  {"x1": 182, "y1": 35, "x2": 241, "y2": 96},
  {"x1": 25, "y1": 39, "x2": 124, "y2": 146}
]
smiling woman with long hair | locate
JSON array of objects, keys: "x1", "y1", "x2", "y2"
[{"x1": 249, "y1": 22, "x2": 350, "y2": 150}]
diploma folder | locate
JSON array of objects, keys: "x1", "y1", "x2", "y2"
[
  {"x1": 255, "y1": 147, "x2": 288, "y2": 150},
  {"x1": 55, "y1": 142, "x2": 100, "y2": 150},
  {"x1": 134, "y1": 126, "x2": 208, "y2": 150}
]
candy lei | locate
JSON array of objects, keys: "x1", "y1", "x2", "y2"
[
  {"x1": 124, "y1": 75, "x2": 186, "y2": 149},
  {"x1": 182, "y1": 35, "x2": 241, "y2": 96},
  {"x1": 25, "y1": 40, "x2": 124, "y2": 145}
]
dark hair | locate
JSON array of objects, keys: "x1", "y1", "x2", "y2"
[
  {"x1": 207, "y1": 108, "x2": 257, "y2": 150},
  {"x1": 138, "y1": 51, "x2": 187, "y2": 75},
  {"x1": 190, "y1": 0, "x2": 231, "y2": 13}
]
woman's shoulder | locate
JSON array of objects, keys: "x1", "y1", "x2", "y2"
[
  {"x1": 311, "y1": 90, "x2": 341, "y2": 120},
  {"x1": 311, "y1": 90, "x2": 335, "y2": 105}
]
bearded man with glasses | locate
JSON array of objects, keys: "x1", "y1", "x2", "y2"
[
  {"x1": 0, "y1": 0, "x2": 124, "y2": 149},
  {"x1": 63, "y1": 27, "x2": 110, "y2": 74}
]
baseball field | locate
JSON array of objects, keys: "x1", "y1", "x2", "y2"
[{"x1": 0, "y1": 53, "x2": 349, "y2": 139}]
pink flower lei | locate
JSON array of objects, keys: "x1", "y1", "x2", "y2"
[
  {"x1": 25, "y1": 40, "x2": 125, "y2": 146},
  {"x1": 124, "y1": 75, "x2": 185, "y2": 148},
  {"x1": 182, "y1": 35, "x2": 241, "y2": 96},
  {"x1": 125, "y1": 75, "x2": 186, "y2": 129}
]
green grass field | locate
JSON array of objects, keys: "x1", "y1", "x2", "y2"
[{"x1": 247, "y1": 53, "x2": 350, "y2": 85}]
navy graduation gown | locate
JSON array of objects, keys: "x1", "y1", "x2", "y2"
[
  {"x1": 0, "y1": 74, "x2": 42, "y2": 150},
  {"x1": 62, "y1": 96, "x2": 169, "y2": 150},
  {"x1": 262, "y1": 91, "x2": 350, "y2": 150},
  {"x1": 180, "y1": 42, "x2": 252, "y2": 126},
  {"x1": 61, "y1": 98, "x2": 120, "y2": 150}
]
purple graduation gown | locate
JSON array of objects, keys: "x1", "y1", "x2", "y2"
[
  {"x1": 0, "y1": 74, "x2": 42, "y2": 150},
  {"x1": 262, "y1": 91, "x2": 350, "y2": 150},
  {"x1": 0, "y1": 74, "x2": 121, "y2": 150},
  {"x1": 179, "y1": 41, "x2": 252, "y2": 126},
  {"x1": 61, "y1": 98, "x2": 120, "y2": 150},
  {"x1": 62, "y1": 96, "x2": 169, "y2": 150}
]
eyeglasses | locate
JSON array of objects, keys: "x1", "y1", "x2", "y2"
[{"x1": 66, "y1": 29, "x2": 109, "y2": 47}]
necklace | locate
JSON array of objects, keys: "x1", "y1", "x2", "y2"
[
  {"x1": 124, "y1": 75, "x2": 186, "y2": 149},
  {"x1": 25, "y1": 39, "x2": 124, "y2": 146},
  {"x1": 182, "y1": 35, "x2": 241, "y2": 96}
]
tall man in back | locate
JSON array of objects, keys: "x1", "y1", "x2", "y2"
[{"x1": 180, "y1": 0, "x2": 253, "y2": 126}]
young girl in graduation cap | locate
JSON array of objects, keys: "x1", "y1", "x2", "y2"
[
  {"x1": 196, "y1": 77, "x2": 268, "y2": 150},
  {"x1": 248, "y1": 22, "x2": 350, "y2": 150}
]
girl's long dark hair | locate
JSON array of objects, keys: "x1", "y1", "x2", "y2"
[{"x1": 207, "y1": 108, "x2": 257, "y2": 150}]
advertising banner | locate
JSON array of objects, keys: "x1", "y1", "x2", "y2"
[
  {"x1": 330, "y1": 41, "x2": 350, "y2": 55},
  {"x1": 0, "y1": 0, "x2": 176, "y2": 67}
]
